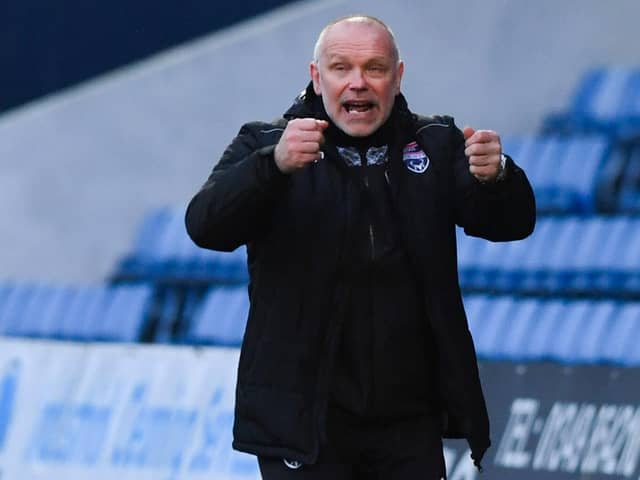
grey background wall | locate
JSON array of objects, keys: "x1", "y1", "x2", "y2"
[{"x1": 1, "y1": 0, "x2": 639, "y2": 283}]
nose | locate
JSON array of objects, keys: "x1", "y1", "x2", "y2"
[{"x1": 348, "y1": 68, "x2": 367, "y2": 90}]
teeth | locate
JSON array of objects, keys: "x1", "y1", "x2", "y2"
[{"x1": 345, "y1": 103, "x2": 372, "y2": 112}]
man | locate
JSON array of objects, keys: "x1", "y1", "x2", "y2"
[{"x1": 186, "y1": 15, "x2": 535, "y2": 479}]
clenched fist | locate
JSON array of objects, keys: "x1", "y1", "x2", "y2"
[
  {"x1": 463, "y1": 126, "x2": 504, "y2": 183},
  {"x1": 274, "y1": 118, "x2": 329, "y2": 174}
]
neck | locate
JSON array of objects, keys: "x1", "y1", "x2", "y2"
[{"x1": 327, "y1": 120, "x2": 393, "y2": 149}]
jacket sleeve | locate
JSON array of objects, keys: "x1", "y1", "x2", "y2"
[
  {"x1": 451, "y1": 121, "x2": 536, "y2": 241},
  {"x1": 185, "y1": 122, "x2": 289, "y2": 251}
]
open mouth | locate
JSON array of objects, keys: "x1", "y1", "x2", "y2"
[{"x1": 342, "y1": 101, "x2": 376, "y2": 113}]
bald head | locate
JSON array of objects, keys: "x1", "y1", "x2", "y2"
[
  {"x1": 309, "y1": 15, "x2": 404, "y2": 137},
  {"x1": 313, "y1": 15, "x2": 400, "y2": 66}
]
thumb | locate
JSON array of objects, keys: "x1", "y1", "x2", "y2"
[
  {"x1": 463, "y1": 126, "x2": 475, "y2": 141},
  {"x1": 315, "y1": 119, "x2": 329, "y2": 130}
]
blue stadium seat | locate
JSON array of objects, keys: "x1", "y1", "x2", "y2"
[
  {"x1": 467, "y1": 296, "x2": 517, "y2": 360},
  {"x1": 574, "y1": 300, "x2": 618, "y2": 364},
  {"x1": 94, "y1": 284, "x2": 153, "y2": 342},
  {"x1": 58, "y1": 286, "x2": 110, "y2": 340},
  {"x1": 502, "y1": 135, "x2": 610, "y2": 213},
  {"x1": 0, "y1": 283, "x2": 41, "y2": 336},
  {"x1": 619, "y1": 306, "x2": 640, "y2": 365},
  {"x1": 0, "y1": 283, "x2": 153, "y2": 343},
  {"x1": 542, "y1": 66, "x2": 640, "y2": 138},
  {"x1": 466, "y1": 295, "x2": 640, "y2": 365},
  {"x1": 24, "y1": 285, "x2": 76, "y2": 338},
  {"x1": 0, "y1": 283, "x2": 12, "y2": 312},
  {"x1": 498, "y1": 297, "x2": 542, "y2": 361},
  {"x1": 548, "y1": 299, "x2": 594, "y2": 363},
  {"x1": 523, "y1": 299, "x2": 568, "y2": 361},
  {"x1": 116, "y1": 208, "x2": 172, "y2": 279},
  {"x1": 113, "y1": 207, "x2": 248, "y2": 285},
  {"x1": 457, "y1": 216, "x2": 640, "y2": 296},
  {"x1": 600, "y1": 303, "x2": 640, "y2": 365},
  {"x1": 187, "y1": 287, "x2": 249, "y2": 346}
]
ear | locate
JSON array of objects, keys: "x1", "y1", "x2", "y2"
[
  {"x1": 310, "y1": 62, "x2": 322, "y2": 95},
  {"x1": 394, "y1": 61, "x2": 404, "y2": 95}
]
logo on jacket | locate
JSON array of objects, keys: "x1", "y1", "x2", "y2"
[
  {"x1": 337, "y1": 145, "x2": 389, "y2": 167},
  {"x1": 402, "y1": 142, "x2": 430, "y2": 173}
]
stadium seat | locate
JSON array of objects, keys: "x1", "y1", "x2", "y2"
[
  {"x1": 186, "y1": 287, "x2": 249, "y2": 346},
  {"x1": 0, "y1": 283, "x2": 153, "y2": 343},
  {"x1": 0, "y1": 283, "x2": 41, "y2": 336},
  {"x1": 501, "y1": 135, "x2": 610, "y2": 213},
  {"x1": 466, "y1": 295, "x2": 517, "y2": 360},
  {"x1": 113, "y1": 207, "x2": 248, "y2": 285},
  {"x1": 465, "y1": 294, "x2": 640, "y2": 365},
  {"x1": 94, "y1": 284, "x2": 153, "y2": 342},
  {"x1": 542, "y1": 66, "x2": 640, "y2": 138},
  {"x1": 574, "y1": 300, "x2": 618, "y2": 363},
  {"x1": 24, "y1": 285, "x2": 76, "y2": 338},
  {"x1": 457, "y1": 215, "x2": 640, "y2": 297},
  {"x1": 59, "y1": 286, "x2": 110, "y2": 341}
]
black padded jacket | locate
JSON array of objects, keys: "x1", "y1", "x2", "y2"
[{"x1": 185, "y1": 85, "x2": 536, "y2": 469}]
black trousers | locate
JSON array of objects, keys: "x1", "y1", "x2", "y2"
[{"x1": 258, "y1": 413, "x2": 446, "y2": 480}]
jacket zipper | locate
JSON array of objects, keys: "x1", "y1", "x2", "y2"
[
  {"x1": 363, "y1": 172, "x2": 376, "y2": 260},
  {"x1": 314, "y1": 172, "x2": 354, "y2": 463}
]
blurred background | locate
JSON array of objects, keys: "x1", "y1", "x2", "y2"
[{"x1": 1, "y1": 0, "x2": 640, "y2": 478}]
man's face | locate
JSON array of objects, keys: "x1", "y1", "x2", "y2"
[{"x1": 310, "y1": 21, "x2": 404, "y2": 137}]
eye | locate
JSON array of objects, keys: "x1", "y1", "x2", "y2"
[{"x1": 368, "y1": 64, "x2": 388, "y2": 75}]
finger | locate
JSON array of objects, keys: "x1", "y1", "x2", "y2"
[
  {"x1": 293, "y1": 118, "x2": 329, "y2": 131},
  {"x1": 315, "y1": 119, "x2": 329, "y2": 130},
  {"x1": 468, "y1": 155, "x2": 496, "y2": 167},
  {"x1": 297, "y1": 141, "x2": 323, "y2": 154},
  {"x1": 297, "y1": 130, "x2": 325, "y2": 144},
  {"x1": 466, "y1": 129, "x2": 499, "y2": 146},
  {"x1": 465, "y1": 142, "x2": 501, "y2": 157},
  {"x1": 463, "y1": 126, "x2": 475, "y2": 141}
]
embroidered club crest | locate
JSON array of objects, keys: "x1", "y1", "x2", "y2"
[{"x1": 402, "y1": 142, "x2": 430, "y2": 173}]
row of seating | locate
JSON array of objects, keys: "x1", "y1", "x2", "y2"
[
  {"x1": 113, "y1": 208, "x2": 640, "y2": 297},
  {"x1": 114, "y1": 207, "x2": 247, "y2": 284},
  {"x1": 538, "y1": 67, "x2": 640, "y2": 212},
  {"x1": 185, "y1": 286, "x2": 640, "y2": 366},
  {"x1": 0, "y1": 283, "x2": 153, "y2": 342},
  {"x1": 464, "y1": 294, "x2": 640, "y2": 365},
  {"x1": 2, "y1": 277, "x2": 637, "y2": 364},
  {"x1": 501, "y1": 134, "x2": 609, "y2": 213},
  {"x1": 542, "y1": 66, "x2": 640, "y2": 139},
  {"x1": 457, "y1": 215, "x2": 640, "y2": 296}
]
